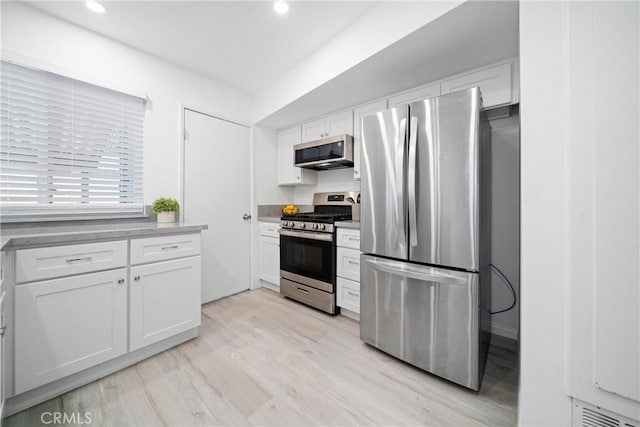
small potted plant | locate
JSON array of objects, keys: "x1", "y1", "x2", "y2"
[{"x1": 152, "y1": 197, "x2": 179, "y2": 223}]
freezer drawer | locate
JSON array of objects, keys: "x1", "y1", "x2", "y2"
[{"x1": 360, "y1": 254, "x2": 484, "y2": 390}]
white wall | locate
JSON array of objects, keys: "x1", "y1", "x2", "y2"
[
  {"x1": 252, "y1": 1, "x2": 462, "y2": 123},
  {"x1": 292, "y1": 169, "x2": 360, "y2": 205},
  {"x1": 489, "y1": 112, "x2": 520, "y2": 340},
  {"x1": 250, "y1": 125, "x2": 293, "y2": 289},
  {"x1": 1, "y1": 2, "x2": 251, "y2": 206},
  {"x1": 519, "y1": 1, "x2": 639, "y2": 425}
]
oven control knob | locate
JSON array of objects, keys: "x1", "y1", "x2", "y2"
[
  {"x1": 299, "y1": 223, "x2": 306, "y2": 229},
  {"x1": 319, "y1": 224, "x2": 326, "y2": 230},
  {"x1": 312, "y1": 224, "x2": 318, "y2": 229}
]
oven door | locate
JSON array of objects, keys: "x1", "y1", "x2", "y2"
[{"x1": 279, "y1": 229, "x2": 335, "y2": 290}]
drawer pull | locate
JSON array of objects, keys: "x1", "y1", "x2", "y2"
[
  {"x1": 0, "y1": 322, "x2": 6, "y2": 337},
  {"x1": 161, "y1": 245, "x2": 179, "y2": 250},
  {"x1": 347, "y1": 260, "x2": 360, "y2": 265},
  {"x1": 347, "y1": 291, "x2": 359, "y2": 297},
  {"x1": 347, "y1": 237, "x2": 360, "y2": 241},
  {"x1": 65, "y1": 257, "x2": 93, "y2": 263},
  {"x1": 297, "y1": 287, "x2": 310, "y2": 294}
]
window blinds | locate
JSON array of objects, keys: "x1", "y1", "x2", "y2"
[{"x1": 0, "y1": 60, "x2": 145, "y2": 216}]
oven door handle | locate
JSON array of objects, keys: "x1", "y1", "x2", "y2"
[{"x1": 278, "y1": 229, "x2": 334, "y2": 242}]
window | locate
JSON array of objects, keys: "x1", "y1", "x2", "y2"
[{"x1": 0, "y1": 60, "x2": 145, "y2": 217}]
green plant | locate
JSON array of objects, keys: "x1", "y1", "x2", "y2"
[{"x1": 152, "y1": 197, "x2": 179, "y2": 213}]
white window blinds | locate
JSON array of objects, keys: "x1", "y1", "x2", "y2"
[{"x1": 0, "y1": 60, "x2": 145, "y2": 216}]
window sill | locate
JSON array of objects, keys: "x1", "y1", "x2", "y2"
[{"x1": 1, "y1": 207, "x2": 152, "y2": 224}]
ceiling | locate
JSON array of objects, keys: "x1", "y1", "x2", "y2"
[
  {"x1": 258, "y1": 0, "x2": 519, "y2": 128},
  {"x1": 27, "y1": 1, "x2": 377, "y2": 95}
]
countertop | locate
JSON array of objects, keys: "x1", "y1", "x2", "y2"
[
  {"x1": 334, "y1": 220, "x2": 360, "y2": 229},
  {"x1": 257, "y1": 216, "x2": 281, "y2": 224},
  {"x1": 1, "y1": 221, "x2": 208, "y2": 250}
]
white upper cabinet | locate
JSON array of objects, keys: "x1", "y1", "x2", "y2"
[
  {"x1": 302, "y1": 110, "x2": 353, "y2": 142},
  {"x1": 277, "y1": 125, "x2": 317, "y2": 186},
  {"x1": 353, "y1": 99, "x2": 387, "y2": 180},
  {"x1": 387, "y1": 83, "x2": 441, "y2": 109},
  {"x1": 441, "y1": 62, "x2": 514, "y2": 108}
]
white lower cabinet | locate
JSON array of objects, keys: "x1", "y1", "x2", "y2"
[
  {"x1": 259, "y1": 237, "x2": 280, "y2": 285},
  {"x1": 336, "y1": 228, "x2": 362, "y2": 314},
  {"x1": 259, "y1": 222, "x2": 280, "y2": 286},
  {"x1": 130, "y1": 257, "x2": 201, "y2": 351},
  {"x1": 14, "y1": 268, "x2": 128, "y2": 394}
]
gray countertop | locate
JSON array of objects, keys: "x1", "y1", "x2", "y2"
[
  {"x1": 1, "y1": 221, "x2": 208, "y2": 250},
  {"x1": 257, "y1": 216, "x2": 281, "y2": 224},
  {"x1": 334, "y1": 220, "x2": 360, "y2": 229}
]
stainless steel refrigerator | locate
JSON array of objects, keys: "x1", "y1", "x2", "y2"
[{"x1": 360, "y1": 87, "x2": 491, "y2": 391}]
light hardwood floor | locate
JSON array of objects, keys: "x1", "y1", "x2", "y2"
[{"x1": 6, "y1": 288, "x2": 518, "y2": 426}]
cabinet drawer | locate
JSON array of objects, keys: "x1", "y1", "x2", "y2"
[
  {"x1": 131, "y1": 233, "x2": 201, "y2": 265},
  {"x1": 16, "y1": 241, "x2": 127, "y2": 284},
  {"x1": 337, "y1": 277, "x2": 360, "y2": 314},
  {"x1": 337, "y1": 247, "x2": 361, "y2": 282},
  {"x1": 259, "y1": 222, "x2": 281, "y2": 238},
  {"x1": 337, "y1": 228, "x2": 360, "y2": 249}
]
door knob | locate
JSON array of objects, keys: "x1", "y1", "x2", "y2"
[{"x1": 243, "y1": 214, "x2": 252, "y2": 220}]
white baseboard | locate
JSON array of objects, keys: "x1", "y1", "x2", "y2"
[{"x1": 491, "y1": 321, "x2": 519, "y2": 340}]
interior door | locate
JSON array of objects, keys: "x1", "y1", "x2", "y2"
[{"x1": 183, "y1": 109, "x2": 250, "y2": 303}]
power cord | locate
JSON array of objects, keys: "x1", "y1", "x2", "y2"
[{"x1": 489, "y1": 263, "x2": 517, "y2": 315}]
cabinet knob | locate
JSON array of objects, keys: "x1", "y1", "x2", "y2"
[
  {"x1": 117, "y1": 278, "x2": 125, "y2": 284},
  {"x1": 134, "y1": 275, "x2": 141, "y2": 281}
]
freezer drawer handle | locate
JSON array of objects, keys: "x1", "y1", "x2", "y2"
[
  {"x1": 347, "y1": 291, "x2": 359, "y2": 297},
  {"x1": 297, "y1": 287, "x2": 310, "y2": 294},
  {"x1": 347, "y1": 259, "x2": 359, "y2": 265},
  {"x1": 364, "y1": 259, "x2": 466, "y2": 285},
  {"x1": 161, "y1": 245, "x2": 179, "y2": 250}
]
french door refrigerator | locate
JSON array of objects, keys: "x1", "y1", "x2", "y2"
[{"x1": 360, "y1": 87, "x2": 491, "y2": 391}]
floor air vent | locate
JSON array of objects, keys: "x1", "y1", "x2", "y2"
[{"x1": 572, "y1": 399, "x2": 639, "y2": 427}]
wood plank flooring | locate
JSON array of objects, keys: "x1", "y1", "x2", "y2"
[{"x1": 5, "y1": 288, "x2": 518, "y2": 426}]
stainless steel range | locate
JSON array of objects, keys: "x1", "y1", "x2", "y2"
[{"x1": 279, "y1": 191, "x2": 358, "y2": 314}]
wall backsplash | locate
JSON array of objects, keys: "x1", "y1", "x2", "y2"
[{"x1": 292, "y1": 168, "x2": 361, "y2": 204}]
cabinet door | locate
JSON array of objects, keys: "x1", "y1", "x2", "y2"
[
  {"x1": 259, "y1": 236, "x2": 280, "y2": 285},
  {"x1": 277, "y1": 125, "x2": 317, "y2": 186},
  {"x1": 301, "y1": 118, "x2": 326, "y2": 142},
  {"x1": 353, "y1": 99, "x2": 387, "y2": 180},
  {"x1": 441, "y1": 62, "x2": 512, "y2": 108},
  {"x1": 0, "y1": 291, "x2": 5, "y2": 411},
  {"x1": 15, "y1": 268, "x2": 128, "y2": 394},
  {"x1": 130, "y1": 257, "x2": 201, "y2": 351},
  {"x1": 388, "y1": 83, "x2": 441, "y2": 109},
  {"x1": 325, "y1": 110, "x2": 353, "y2": 137}
]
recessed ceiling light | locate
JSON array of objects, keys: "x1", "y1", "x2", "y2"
[
  {"x1": 273, "y1": 1, "x2": 289, "y2": 15},
  {"x1": 86, "y1": 0, "x2": 106, "y2": 14}
]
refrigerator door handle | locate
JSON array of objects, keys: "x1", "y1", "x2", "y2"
[
  {"x1": 408, "y1": 115, "x2": 419, "y2": 248},
  {"x1": 398, "y1": 116, "x2": 408, "y2": 244},
  {"x1": 364, "y1": 258, "x2": 466, "y2": 285}
]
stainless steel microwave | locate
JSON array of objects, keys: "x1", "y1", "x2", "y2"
[{"x1": 293, "y1": 134, "x2": 354, "y2": 170}]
